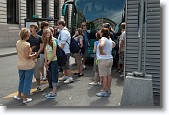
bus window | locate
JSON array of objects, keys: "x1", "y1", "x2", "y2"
[{"x1": 62, "y1": 0, "x2": 125, "y2": 59}]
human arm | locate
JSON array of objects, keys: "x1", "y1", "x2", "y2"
[
  {"x1": 60, "y1": 30, "x2": 69, "y2": 49},
  {"x1": 93, "y1": 42, "x2": 97, "y2": 53},
  {"x1": 79, "y1": 35, "x2": 83, "y2": 48},
  {"x1": 112, "y1": 41, "x2": 116, "y2": 48},
  {"x1": 99, "y1": 39, "x2": 106, "y2": 55},
  {"x1": 44, "y1": 47, "x2": 49, "y2": 71},
  {"x1": 24, "y1": 44, "x2": 36, "y2": 59},
  {"x1": 119, "y1": 32, "x2": 125, "y2": 52},
  {"x1": 36, "y1": 42, "x2": 44, "y2": 56}
]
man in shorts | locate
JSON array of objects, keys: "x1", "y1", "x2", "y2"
[
  {"x1": 57, "y1": 20, "x2": 73, "y2": 84},
  {"x1": 118, "y1": 22, "x2": 126, "y2": 76},
  {"x1": 28, "y1": 24, "x2": 44, "y2": 91}
]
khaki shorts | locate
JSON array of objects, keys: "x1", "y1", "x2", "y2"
[
  {"x1": 74, "y1": 53, "x2": 82, "y2": 66},
  {"x1": 119, "y1": 51, "x2": 124, "y2": 64},
  {"x1": 98, "y1": 59, "x2": 113, "y2": 76},
  {"x1": 33, "y1": 58, "x2": 41, "y2": 79},
  {"x1": 62, "y1": 53, "x2": 70, "y2": 70},
  {"x1": 39, "y1": 54, "x2": 44, "y2": 67}
]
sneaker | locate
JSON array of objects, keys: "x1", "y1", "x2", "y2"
[
  {"x1": 23, "y1": 98, "x2": 32, "y2": 103},
  {"x1": 119, "y1": 74, "x2": 124, "y2": 78},
  {"x1": 83, "y1": 65, "x2": 87, "y2": 69},
  {"x1": 96, "y1": 90, "x2": 109, "y2": 97},
  {"x1": 13, "y1": 96, "x2": 21, "y2": 100},
  {"x1": 45, "y1": 92, "x2": 57, "y2": 97},
  {"x1": 45, "y1": 93, "x2": 56, "y2": 99},
  {"x1": 78, "y1": 73, "x2": 84, "y2": 77},
  {"x1": 59, "y1": 76, "x2": 69, "y2": 81},
  {"x1": 74, "y1": 72, "x2": 80, "y2": 75},
  {"x1": 37, "y1": 87, "x2": 43, "y2": 92},
  {"x1": 64, "y1": 77, "x2": 73, "y2": 84},
  {"x1": 89, "y1": 82, "x2": 97, "y2": 85},
  {"x1": 98, "y1": 82, "x2": 102, "y2": 86},
  {"x1": 40, "y1": 76, "x2": 45, "y2": 81},
  {"x1": 107, "y1": 89, "x2": 111, "y2": 94}
]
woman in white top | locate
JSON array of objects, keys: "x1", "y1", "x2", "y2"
[{"x1": 96, "y1": 28, "x2": 116, "y2": 97}]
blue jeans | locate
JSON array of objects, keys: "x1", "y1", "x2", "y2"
[
  {"x1": 18, "y1": 69, "x2": 34, "y2": 95},
  {"x1": 48, "y1": 60, "x2": 58, "y2": 87}
]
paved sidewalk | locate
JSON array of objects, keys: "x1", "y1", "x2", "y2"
[{"x1": 0, "y1": 47, "x2": 17, "y2": 57}]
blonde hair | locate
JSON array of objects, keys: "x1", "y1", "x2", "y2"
[
  {"x1": 42, "y1": 29, "x2": 53, "y2": 48},
  {"x1": 19, "y1": 28, "x2": 30, "y2": 40}
]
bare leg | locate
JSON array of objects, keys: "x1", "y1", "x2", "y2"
[
  {"x1": 17, "y1": 92, "x2": 22, "y2": 98},
  {"x1": 40, "y1": 66, "x2": 44, "y2": 77},
  {"x1": 107, "y1": 75, "x2": 112, "y2": 90},
  {"x1": 22, "y1": 94, "x2": 27, "y2": 101},
  {"x1": 102, "y1": 76, "x2": 109, "y2": 91},
  {"x1": 36, "y1": 78, "x2": 40, "y2": 87},
  {"x1": 79, "y1": 64, "x2": 83, "y2": 75},
  {"x1": 52, "y1": 86, "x2": 57, "y2": 95},
  {"x1": 94, "y1": 71, "x2": 98, "y2": 83}
]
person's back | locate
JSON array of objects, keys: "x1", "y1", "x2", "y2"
[
  {"x1": 16, "y1": 40, "x2": 35, "y2": 70},
  {"x1": 58, "y1": 27, "x2": 71, "y2": 54},
  {"x1": 14, "y1": 28, "x2": 36, "y2": 103},
  {"x1": 97, "y1": 37, "x2": 113, "y2": 60}
]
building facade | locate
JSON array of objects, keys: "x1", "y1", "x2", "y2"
[{"x1": 0, "y1": 0, "x2": 72, "y2": 47}]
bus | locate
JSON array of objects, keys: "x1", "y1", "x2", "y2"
[{"x1": 62, "y1": 0, "x2": 125, "y2": 60}]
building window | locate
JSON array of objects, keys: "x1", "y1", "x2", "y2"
[
  {"x1": 42, "y1": 0, "x2": 49, "y2": 18},
  {"x1": 7, "y1": 0, "x2": 19, "y2": 24},
  {"x1": 54, "y1": 0, "x2": 59, "y2": 25},
  {"x1": 26, "y1": 0, "x2": 35, "y2": 19}
]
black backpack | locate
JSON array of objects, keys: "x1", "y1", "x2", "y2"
[
  {"x1": 56, "y1": 45, "x2": 67, "y2": 66},
  {"x1": 52, "y1": 39, "x2": 67, "y2": 66},
  {"x1": 67, "y1": 37, "x2": 80, "y2": 54}
]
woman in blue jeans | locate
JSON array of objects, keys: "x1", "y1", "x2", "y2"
[
  {"x1": 43, "y1": 28, "x2": 58, "y2": 99},
  {"x1": 15, "y1": 28, "x2": 36, "y2": 103}
]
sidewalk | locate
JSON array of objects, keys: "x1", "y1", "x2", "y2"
[{"x1": 0, "y1": 47, "x2": 17, "y2": 57}]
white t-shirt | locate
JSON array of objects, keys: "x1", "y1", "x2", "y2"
[
  {"x1": 97, "y1": 37, "x2": 114, "y2": 60},
  {"x1": 58, "y1": 27, "x2": 71, "y2": 54}
]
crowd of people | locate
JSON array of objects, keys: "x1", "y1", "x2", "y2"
[{"x1": 14, "y1": 20, "x2": 126, "y2": 103}]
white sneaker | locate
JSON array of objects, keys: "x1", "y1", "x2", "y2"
[
  {"x1": 23, "y1": 98, "x2": 32, "y2": 103},
  {"x1": 13, "y1": 95, "x2": 21, "y2": 100},
  {"x1": 98, "y1": 82, "x2": 102, "y2": 86},
  {"x1": 64, "y1": 77, "x2": 73, "y2": 84},
  {"x1": 40, "y1": 76, "x2": 46, "y2": 81},
  {"x1": 89, "y1": 82, "x2": 97, "y2": 85},
  {"x1": 59, "y1": 76, "x2": 69, "y2": 81},
  {"x1": 83, "y1": 65, "x2": 87, "y2": 69}
]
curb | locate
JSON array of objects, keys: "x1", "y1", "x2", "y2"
[{"x1": 0, "y1": 52, "x2": 17, "y2": 58}]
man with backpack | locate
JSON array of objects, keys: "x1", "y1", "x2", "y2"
[{"x1": 57, "y1": 20, "x2": 73, "y2": 84}]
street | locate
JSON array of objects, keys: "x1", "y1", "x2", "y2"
[{"x1": 0, "y1": 55, "x2": 124, "y2": 107}]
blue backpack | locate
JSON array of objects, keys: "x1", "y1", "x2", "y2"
[{"x1": 67, "y1": 37, "x2": 80, "y2": 54}]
